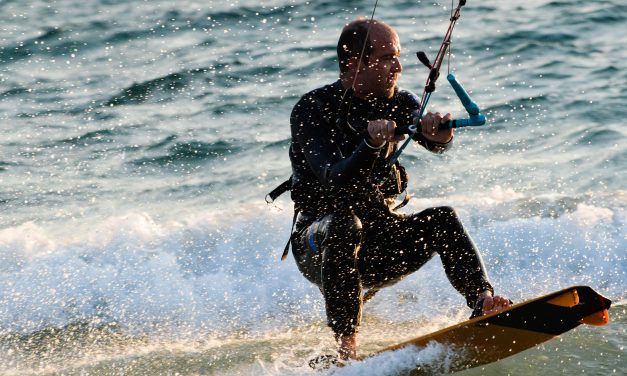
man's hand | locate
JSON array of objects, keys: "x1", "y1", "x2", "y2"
[
  {"x1": 420, "y1": 112, "x2": 453, "y2": 144},
  {"x1": 367, "y1": 119, "x2": 405, "y2": 147}
]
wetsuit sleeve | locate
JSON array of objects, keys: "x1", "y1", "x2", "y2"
[
  {"x1": 291, "y1": 95, "x2": 381, "y2": 188},
  {"x1": 412, "y1": 132, "x2": 453, "y2": 154}
]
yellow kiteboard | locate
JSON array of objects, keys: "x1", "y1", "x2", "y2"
[{"x1": 369, "y1": 285, "x2": 612, "y2": 374}]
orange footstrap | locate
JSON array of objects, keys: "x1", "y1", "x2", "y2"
[{"x1": 580, "y1": 308, "x2": 609, "y2": 326}]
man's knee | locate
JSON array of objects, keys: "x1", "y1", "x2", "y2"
[
  {"x1": 316, "y1": 212, "x2": 363, "y2": 264},
  {"x1": 431, "y1": 205, "x2": 457, "y2": 220},
  {"x1": 418, "y1": 205, "x2": 461, "y2": 228},
  {"x1": 322, "y1": 212, "x2": 362, "y2": 243}
]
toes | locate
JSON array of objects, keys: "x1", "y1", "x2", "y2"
[
  {"x1": 482, "y1": 296, "x2": 512, "y2": 315},
  {"x1": 477, "y1": 295, "x2": 513, "y2": 317},
  {"x1": 493, "y1": 296, "x2": 511, "y2": 311},
  {"x1": 482, "y1": 296, "x2": 495, "y2": 314}
]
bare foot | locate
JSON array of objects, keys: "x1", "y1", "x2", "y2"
[
  {"x1": 479, "y1": 290, "x2": 512, "y2": 316},
  {"x1": 337, "y1": 334, "x2": 357, "y2": 360}
]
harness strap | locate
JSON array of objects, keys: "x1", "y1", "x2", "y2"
[
  {"x1": 281, "y1": 208, "x2": 300, "y2": 261},
  {"x1": 266, "y1": 177, "x2": 299, "y2": 261},
  {"x1": 265, "y1": 178, "x2": 292, "y2": 203},
  {"x1": 393, "y1": 191, "x2": 412, "y2": 211}
]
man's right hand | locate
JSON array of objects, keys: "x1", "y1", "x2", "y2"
[
  {"x1": 367, "y1": 119, "x2": 405, "y2": 147},
  {"x1": 420, "y1": 112, "x2": 453, "y2": 144}
]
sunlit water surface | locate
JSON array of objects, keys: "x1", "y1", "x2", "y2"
[{"x1": 0, "y1": 0, "x2": 625, "y2": 375}]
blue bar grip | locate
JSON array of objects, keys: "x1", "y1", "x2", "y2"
[
  {"x1": 395, "y1": 113, "x2": 486, "y2": 134},
  {"x1": 447, "y1": 73, "x2": 480, "y2": 115},
  {"x1": 447, "y1": 114, "x2": 486, "y2": 128}
]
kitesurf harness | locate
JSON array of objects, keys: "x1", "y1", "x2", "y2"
[{"x1": 267, "y1": 0, "x2": 488, "y2": 261}]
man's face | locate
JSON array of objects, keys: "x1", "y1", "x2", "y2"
[{"x1": 354, "y1": 25, "x2": 402, "y2": 99}]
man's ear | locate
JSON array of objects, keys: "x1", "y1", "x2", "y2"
[
  {"x1": 345, "y1": 56, "x2": 358, "y2": 73},
  {"x1": 347, "y1": 55, "x2": 368, "y2": 73}
]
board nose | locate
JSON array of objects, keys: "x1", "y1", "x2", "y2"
[{"x1": 578, "y1": 288, "x2": 612, "y2": 326}]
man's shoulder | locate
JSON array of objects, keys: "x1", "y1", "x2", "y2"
[
  {"x1": 394, "y1": 87, "x2": 421, "y2": 109},
  {"x1": 297, "y1": 81, "x2": 343, "y2": 105},
  {"x1": 292, "y1": 80, "x2": 343, "y2": 120}
]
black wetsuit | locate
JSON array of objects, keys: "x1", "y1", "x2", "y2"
[{"x1": 289, "y1": 80, "x2": 493, "y2": 337}]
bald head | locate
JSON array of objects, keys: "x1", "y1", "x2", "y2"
[
  {"x1": 337, "y1": 19, "x2": 402, "y2": 98},
  {"x1": 336, "y1": 19, "x2": 396, "y2": 73}
]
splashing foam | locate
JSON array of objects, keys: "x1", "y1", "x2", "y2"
[
  {"x1": 0, "y1": 199, "x2": 624, "y2": 339},
  {"x1": 327, "y1": 343, "x2": 459, "y2": 376}
]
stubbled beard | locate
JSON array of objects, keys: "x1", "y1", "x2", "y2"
[{"x1": 385, "y1": 75, "x2": 397, "y2": 97}]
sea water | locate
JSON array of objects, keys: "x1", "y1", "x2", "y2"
[{"x1": 0, "y1": 0, "x2": 624, "y2": 375}]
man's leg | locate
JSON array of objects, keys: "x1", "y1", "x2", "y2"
[
  {"x1": 359, "y1": 206, "x2": 508, "y2": 313},
  {"x1": 320, "y1": 211, "x2": 363, "y2": 359},
  {"x1": 292, "y1": 211, "x2": 363, "y2": 359}
]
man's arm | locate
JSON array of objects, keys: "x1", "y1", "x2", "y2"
[{"x1": 291, "y1": 95, "x2": 382, "y2": 188}]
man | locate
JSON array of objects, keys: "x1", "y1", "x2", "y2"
[{"x1": 287, "y1": 18, "x2": 511, "y2": 360}]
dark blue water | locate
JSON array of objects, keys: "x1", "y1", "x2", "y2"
[{"x1": 0, "y1": 0, "x2": 625, "y2": 374}]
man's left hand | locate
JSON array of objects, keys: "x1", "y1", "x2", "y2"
[{"x1": 420, "y1": 112, "x2": 453, "y2": 144}]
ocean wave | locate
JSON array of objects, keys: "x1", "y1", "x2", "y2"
[
  {"x1": 100, "y1": 59, "x2": 284, "y2": 108},
  {"x1": 547, "y1": 1, "x2": 627, "y2": 25},
  {"x1": 0, "y1": 27, "x2": 63, "y2": 64},
  {"x1": 57, "y1": 129, "x2": 119, "y2": 147},
  {"x1": 0, "y1": 161, "x2": 14, "y2": 172},
  {"x1": 492, "y1": 30, "x2": 577, "y2": 52},
  {"x1": 202, "y1": 5, "x2": 291, "y2": 25},
  {"x1": 262, "y1": 138, "x2": 290, "y2": 151},
  {"x1": 574, "y1": 128, "x2": 623, "y2": 146},
  {"x1": 0, "y1": 196, "x2": 623, "y2": 336},
  {"x1": 130, "y1": 140, "x2": 242, "y2": 167},
  {"x1": 104, "y1": 72, "x2": 192, "y2": 106},
  {"x1": 0, "y1": 87, "x2": 30, "y2": 97},
  {"x1": 482, "y1": 95, "x2": 549, "y2": 126},
  {"x1": 103, "y1": 28, "x2": 155, "y2": 45}
]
